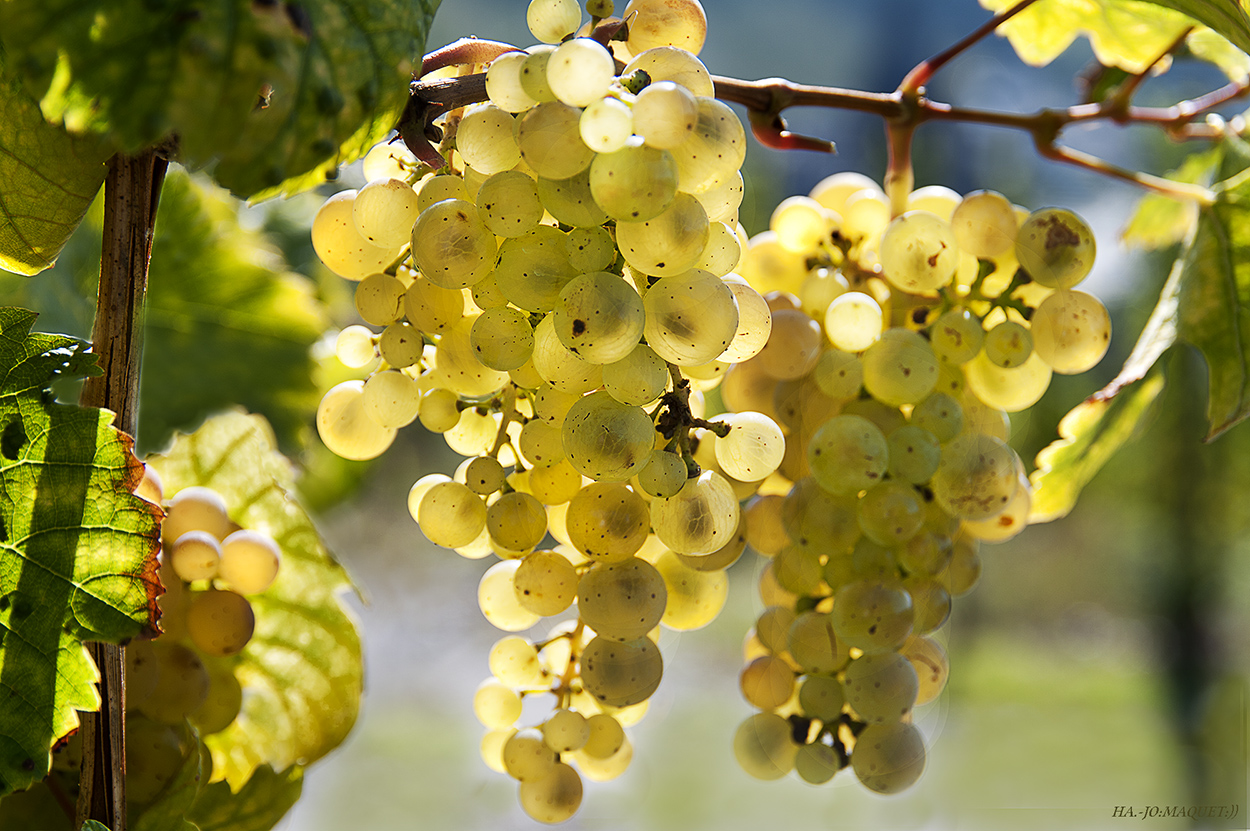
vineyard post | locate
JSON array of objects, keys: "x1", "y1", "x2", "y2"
[{"x1": 74, "y1": 149, "x2": 169, "y2": 831}]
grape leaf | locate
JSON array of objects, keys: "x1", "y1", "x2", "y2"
[
  {"x1": 0, "y1": 307, "x2": 162, "y2": 797},
  {"x1": 82, "y1": 823, "x2": 111, "y2": 831},
  {"x1": 148, "y1": 412, "x2": 362, "y2": 789},
  {"x1": 1122, "y1": 146, "x2": 1223, "y2": 250},
  {"x1": 1175, "y1": 134, "x2": 1250, "y2": 438},
  {"x1": 187, "y1": 765, "x2": 303, "y2": 831},
  {"x1": 1136, "y1": 0, "x2": 1250, "y2": 55},
  {"x1": 0, "y1": 0, "x2": 440, "y2": 199},
  {"x1": 0, "y1": 57, "x2": 112, "y2": 277}
]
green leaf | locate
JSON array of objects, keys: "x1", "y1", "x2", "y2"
[
  {"x1": 82, "y1": 823, "x2": 111, "y2": 831},
  {"x1": 0, "y1": 57, "x2": 112, "y2": 277},
  {"x1": 1123, "y1": 146, "x2": 1223, "y2": 250},
  {"x1": 0, "y1": 308, "x2": 162, "y2": 796},
  {"x1": 1176, "y1": 135, "x2": 1250, "y2": 438},
  {"x1": 139, "y1": 170, "x2": 329, "y2": 455},
  {"x1": 0, "y1": 773, "x2": 76, "y2": 830},
  {"x1": 1137, "y1": 0, "x2": 1250, "y2": 56},
  {"x1": 187, "y1": 765, "x2": 303, "y2": 831},
  {"x1": 130, "y1": 719, "x2": 208, "y2": 831},
  {"x1": 0, "y1": 0, "x2": 440, "y2": 199},
  {"x1": 148, "y1": 412, "x2": 362, "y2": 789}
]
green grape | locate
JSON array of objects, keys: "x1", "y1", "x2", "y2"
[
  {"x1": 465, "y1": 456, "x2": 507, "y2": 495},
  {"x1": 632, "y1": 80, "x2": 698, "y2": 149},
  {"x1": 861, "y1": 328, "x2": 939, "y2": 407},
  {"x1": 851, "y1": 722, "x2": 926, "y2": 794},
  {"x1": 824, "y1": 291, "x2": 883, "y2": 353},
  {"x1": 418, "y1": 388, "x2": 462, "y2": 433},
  {"x1": 580, "y1": 96, "x2": 634, "y2": 153},
  {"x1": 984, "y1": 319, "x2": 1033, "y2": 369},
  {"x1": 1015, "y1": 207, "x2": 1095, "y2": 288},
  {"x1": 335, "y1": 325, "x2": 377, "y2": 368},
  {"x1": 696, "y1": 221, "x2": 744, "y2": 276},
  {"x1": 480, "y1": 559, "x2": 544, "y2": 631},
  {"x1": 419, "y1": 481, "x2": 487, "y2": 547},
  {"x1": 787, "y1": 611, "x2": 847, "y2": 673},
  {"x1": 941, "y1": 532, "x2": 982, "y2": 596},
  {"x1": 733, "y1": 713, "x2": 798, "y2": 781},
  {"x1": 885, "y1": 425, "x2": 941, "y2": 485},
  {"x1": 1030, "y1": 289, "x2": 1111, "y2": 374},
  {"x1": 902, "y1": 634, "x2": 950, "y2": 705},
  {"x1": 654, "y1": 549, "x2": 728, "y2": 629},
  {"x1": 577, "y1": 557, "x2": 667, "y2": 640},
  {"x1": 624, "y1": 0, "x2": 708, "y2": 52},
  {"x1": 362, "y1": 141, "x2": 417, "y2": 183},
  {"x1": 138, "y1": 642, "x2": 210, "y2": 723},
  {"x1": 311, "y1": 190, "x2": 400, "y2": 281},
  {"x1": 843, "y1": 652, "x2": 919, "y2": 724},
  {"x1": 911, "y1": 392, "x2": 962, "y2": 442},
  {"x1": 808, "y1": 414, "x2": 888, "y2": 496},
  {"x1": 437, "y1": 316, "x2": 511, "y2": 397},
  {"x1": 317, "y1": 380, "x2": 397, "y2": 461},
  {"x1": 738, "y1": 231, "x2": 807, "y2": 295},
  {"x1": 712, "y1": 411, "x2": 785, "y2": 482},
  {"x1": 126, "y1": 716, "x2": 185, "y2": 804},
  {"x1": 857, "y1": 481, "x2": 924, "y2": 546},
  {"x1": 187, "y1": 589, "x2": 255, "y2": 657},
  {"x1": 950, "y1": 189, "x2": 1017, "y2": 258},
  {"x1": 929, "y1": 307, "x2": 984, "y2": 364},
  {"x1": 486, "y1": 52, "x2": 539, "y2": 113},
  {"x1": 530, "y1": 458, "x2": 583, "y2": 504},
  {"x1": 959, "y1": 392, "x2": 1011, "y2": 440},
  {"x1": 470, "y1": 307, "x2": 536, "y2": 371},
  {"x1": 903, "y1": 575, "x2": 951, "y2": 633},
  {"x1": 589, "y1": 142, "x2": 679, "y2": 222},
  {"x1": 353, "y1": 273, "x2": 407, "y2": 326},
  {"x1": 930, "y1": 433, "x2": 1019, "y2": 521},
  {"x1": 580, "y1": 636, "x2": 663, "y2": 706},
  {"x1": 636, "y1": 448, "x2": 688, "y2": 498},
  {"x1": 503, "y1": 730, "x2": 558, "y2": 782},
  {"x1": 362, "y1": 370, "x2": 422, "y2": 429},
  {"x1": 554, "y1": 271, "x2": 646, "y2": 364},
  {"x1": 562, "y1": 391, "x2": 655, "y2": 481},
  {"x1": 623, "y1": 47, "x2": 715, "y2": 97},
  {"x1": 743, "y1": 495, "x2": 789, "y2": 557},
  {"x1": 739, "y1": 654, "x2": 796, "y2": 710},
  {"x1": 878, "y1": 210, "x2": 960, "y2": 293},
  {"x1": 906, "y1": 184, "x2": 960, "y2": 217},
  {"x1": 495, "y1": 226, "x2": 579, "y2": 313},
  {"x1": 446, "y1": 408, "x2": 506, "y2": 460},
  {"x1": 582, "y1": 713, "x2": 626, "y2": 758},
  {"x1": 840, "y1": 396, "x2": 905, "y2": 436},
  {"x1": 798, "y1": 674, "x2": 846, "y2": 723},
  {"x1": 669, "y1": 96, "x2": 744, "y2": 193},
  {"x1": 770, "y1": 195, "x2": 833, "y2": 253},
  {"x1": 218, "y1": 529, "x2": 280, "y2": 595},
  {"x1": 125, "y1": 640, "x2": 159, "y2": 712},
  {"x1": 604, "y1": 343, "x2": 669, "y2": 406},
  {"x1": 474, "y1": 678, "x2": 523, "y2": 729},
  {"x1": 170, "y1": 530, "x2": 220, "y2": 582},
  {"x1": 565, "y1": 226, "x2": 616, "y2": 272},
  {"x1": 831, "y1": 579, "x2": 913, "y2": 654},
  {"x1": 547, "y1": 37, "x2": 615, "y2": 106},
  {"x1": 476, "y1": 170, "x2": 544, "y2": 238},
  {"x1": 537, "y1": 167, "x2": 611, "y2": 228},
  {"x1": 849, "y1": 537, "x2": 899, "y2": 582},
  {"x1": 565, "y1": 482, "x2": 650, "y2": 562},
  {"x1": 518, "y1": 102, "x2": 596, "y2": 180},
  {"x1": 773, "y1": 544, "x2": 824, "y2": 596},
  {"x1": 963, "y1": 350, "x2": 1052, "y2": 412},
  {"x1": 190, "y1": 659, "x2": 243, "y2": 735},
  {"x1": 416, "y1": 174, "x2": 469, "y2": 210},
  {"x1": 812, "y1": 348, "x2": 863, "y2": 400},
  {"x1": 519, "y1": 419, "x2": 566, "y2": 468},
  {"x1": 404, "y1": 276, "x2": 464, "y2": 334},
  {"x1": 694, "y1": 171, "x2": 745, "y2": 224},
  {"x1": 490, "y1": 636, "x2": 547, "y2": 687},
  {"x1": 533, "y1": 384, "x2": 581, "y2": 424},
  {"x1": 673, "y1": 511, "x2": 746, "y2": 570},
  {"x1": 795, "y1": 743, "x2": 841, "y2": 785},
  {"x1": 519, "y1": 47, "x2": 558, "y2": 103},
  {"x1": 535, "y1": 313, "x2": 605, "y2": 394},
  {"x1": 379, "y1": 321, "x2": 423, "y2": 369},
  {"x1": 897, "y1": 531, "x2": 953, "y2": 577},
  {"x1": 756, "y1": 308, "x2": 822, "y2": 381},
  {"x1": 528, "y1": 0, "x2": 582, "y2": 43},
  {"x1": 808, "y1": 170, "x2": 879, "y2": 214},
  {"x1": 782, "y1": 477, "x2": 862, "y2": 553},
  {"x1": 410, "y1": 198, "x2": 497, "y2": 289},
  {"x1": 616, "y1": 192, "x2": 710, "y2": 276},
  {"x1": 650, "y1": 470, "x2": 740, "y2": 555},
  {"x1": 514, "y1": 550, "x2": 578, "y2": 615},
  {"x1": 519, "y1": 763, "x2": 584, "y2": 824},
  {"x1": 755, "y1": 605, "x2": 796, "y2": 654},
  {"x1": 586, "y1": 0, "x2": 615, "y2": 16},
  {"x1": 962, "y1": 475, "x2": 1032, "y2": 543},
  {"x1": 799, "y1": 266, "x2": 849, "y2": 320},
  {"x1": 163, "y1": 486, "x2": 232, "y2": 545},
  {"x1": 543, "y1": 709, "x2": 590, "y2": 752},
  {"x1": 642, "y1": 269, "x2": 738, "y2": 365},
  {"x1": 456, "y1": 103, "x2": 521, "y2": 174},
  {"x1": 487, "y1": 491, "x2": 548, "y2": 551},
  {"x1": 572, "y1": 735, "x2": 634, "y2": 781}
]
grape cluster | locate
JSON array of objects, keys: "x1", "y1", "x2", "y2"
[
  {"x1": 310, "y1": 0, "x2": 785, "y2": 822},
  {"x1": 120, "y1": 468, "x2": 281, "y2": 803},
  {"x1": 725, "y1": 174, "x2": 1109, "y2": 792}
]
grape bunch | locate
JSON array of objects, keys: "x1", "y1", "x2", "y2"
[
  {"x1": 310, "y1": 0, "x2": 786, "y2": 822},
  {"x1": 119, "y1": 468, "x2": 282, "y2": 804},
  {"x1": 724, "y1": 174, "x2": 1110, "y2": 791}
]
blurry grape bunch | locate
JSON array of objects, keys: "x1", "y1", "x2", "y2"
[
  {"x1": 308, "y1": 0, "x2": 1113, "y2": 820},
  {"x1": 113, "y1": 467, "x2": 282, "y2": 804}
]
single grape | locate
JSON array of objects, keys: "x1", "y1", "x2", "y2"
[
  {"x1": 733, "y1": 713, "x2": 798, "y2": 780},
  {"x1": 187, "y1": 589, "x2": 256, "y2": 657},
  {"x1": 218, "y1": 529, "x2": 281, "y2": 595},
  {"x1": 1015, "y1": 207, "x2": 1096, "y2": 288},
  {"x1": 1030, "y1": 289, "x2": 1111, "y2": 374},
  {"x1": 851, "y1": 722, "x2": 926, "y2": 794},
  {"x1": 824, "y1": 292, "x2": 883, "y2": 352}
]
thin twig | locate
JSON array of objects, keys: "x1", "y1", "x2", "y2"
[{"x1": 899, "y1": 0, "x2": 1045, "y2": 92}]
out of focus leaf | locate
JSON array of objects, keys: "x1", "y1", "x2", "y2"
[
  {"x1": 187, "y1": 765, "x2": 303, "y2": 831},
  {"x1": 1137, "y1": 0, "x2": 1250, "y2": 55},
  {"x1": 148, "y1": 412, "x2": 361, "y2": 789},
  {"x1": 0, "y1": 307, "x2": 162, "y2": 796},
  {"x1": 0, "y1": 57, "x2": 111, "y2": 276},
  {"x1": 1123, "y1": 146, "x2": 1223, "y2": 250},
  {"x1": 0, "y1": 0, "x2": 440, "y2": 198},
  {"x1": 129, "y1": 719, "x2": 206, "y2": 831}
]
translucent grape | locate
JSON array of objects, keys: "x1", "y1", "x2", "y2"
[
  {"x1": 831, "y1": 579, "x2": 913, "y2": 654},
  {"x1": 857, "y1": 481, "x2": 924, "y2": 547},
  {"x1": 740, "y1": 654, "x2": 796, "y2": 710},
  {"x1": 410, "y1": 199, "x2": 497, "y2": 289},
  {"x1": 317, "y1": 380, "x2": 397, "y2": 461},
  {"x1": 589, "y1": 142, "x2": 679, "y2": 222},
  {"x1": 616, "y1": 192, "x2": 710, "y2": 276},
  {"x1": 362, "y1": 141, "x2": 417, "y2": 182},
  {"x1": 487, "y1": 52, "x2": 539, "y2": 112},
  {"x1": 911, "y1": 392, "x2": 962, "y2": 442},
  {"x1": 218, "y1": 529, "x2": 281, "y2": 595},
  {"x1": 580, "y1": 635, "x2": 663, "y2": 706},
  {"x1": 565, "y1": 482, "x2": 650, "y2": 562},
  {"x1": 474, "y1": 679, "x2": 523, "y2": 729},
  {"x1": 335, "y1": 325, "x2": 376, "y2": 369},
  {"x1": 518, "y1": 102, "x2": 595, "y2": 180},
  {"x1": 929, "y1": 307, "x2": 984, "y2": 364},
  {"x1": 137, "y1": 642, "x2": 210, "y2": 723},
  {"x1": 353, "y1": 273, "x2": 406, "y2": 326},
  {"x1": 418, "y1": 388, "x2": 462, "y2": 433},
  {"x1": 562, "y1": 391, "x2": 655, "y2": 481},
  {"x1": 418, "y1": 481, "x2": 488, "y2": 548},
  {"x1": 795, "y1": 743, "x2": 840, "y2": 785},
  {"x1": 519, "y1": 47, "x2": 557, "y2": 103},
  {"x1": 163, "y1": 486, "x2": 232, "y2": 545},
  {"x1": 962, "y1": 476, "x2": 1032, "y2": 543},
  {"x1": 604, "y1": 343, "x2": 669, "y2": 406},
  {"x1": 636, "y1": 449, "x2": 688, "y2": 498},
  {"x1": 843, "y1": 652, "x2": 919, "y2": 723},
  {"x1": 527, "y1": 0, "x2": 582, "y2": 43},
  {"x1": 696, "y1": 221, "x2": 743, "y2": 276},
  {"x1": 565, "y1": 226, "x2": 616, "y2": 272},
  {"x1": 171, "y1": 531, "x2": 220, "y2": 582},
  {"x1": 787, "y1": 611, "x2": 848, "y2": 673},
  {"x1": 479, "y1": 559, "x2": 543, "y2": 631},
  {"x1": 490, "y1": 636, "x2": 547, "y2": 687},
  {"x1": 1030, "y1": 289, "x2": 1111, "y2": 374},
  {"x1": 808, "y1": 414, "x2": 888, "y2": 496},
  {"x1": 756, "y1": 309, "x2": 822, "y2": 380},
  {"x1": 361, "y1": 370, "x2": 421, "y2": 429},
  {"x1": 654, "y1": 550, "x2": 728, "y2": 629},
  {"x1": 851, "y1": 722, "x2": 926, "y2": 794},
  {"x1": 624, "y1": 0, "x2": 708, "y2": 55},
  {"x1": 963, "y1": 350, "x2": 1052, "y2": 412},
  {"x1": 579, "y1": 96, "x2": 634, "y2": 153},
  {"x1": 470, "y1": 307, "x2": 535, "y2": 372},
  {"x1": 126, "y1": 717, "x2": 185, "y2": 803},
  {"x1": 187, "y1": 589, "x2": 255, "y2": 657},
  {"x1": 518, "y1": 420, "x2": 566, "y2": 468},
  {"x1": 642, "y1": 269, "x2": 738, "y2": 365},
  {"x1": 404, "y1": 277, "x2": 464, "y2": 334},
  {"x1": 312, "y1": 190, "x2": 399, "y2": 281},
  {"x1": 930, "y1": 433, "x2": 1020, "y2": 520},
  {"x1": 437, "y1": 316, "x2": 511, "y2": 397},
  {"x1": 861, "y1": 328, "x2": 939, "y2": 406},
  {"x1": 577, "y1": 557, "x2": 667, "y2": 640},
  {"x1": 542, "y1": 709, "x2": 589, "y2": 752},
  {"x1": 416, "y1": 174, "x2": 469, "y2": 210},
  {"x1": 771, "y1": 195, "x2": 832, "y2": 253},
  {"x1": 547, "y1": 38, "x2": 615, "y2": 106},
  {"x1": 537, "y1": 167, "x2": 611, "y2": 228},
  {"x1": 465, "y1": 456, "x2": 507, "y2": 495},
  {"x1": 712, "y1": 411, "x2": 785, "y2": 481},
  {"x1": 733, "y1": 713, "x2": 797, "y2": 780},
  {"x1": 694, "y1": 171, "x2": 745, "y2": 224},
  {"x1": 798, "y1": 674, "x2": 846, "y2": 722},
  {"x1": 495, "y1": 226, "x2": 579, "y2": 313},
  {"x1": 824, "y1": 292, "x2": 883, "y2": 352},
  {"x1": 514, "y1": 549, "x2": 578, "y2": 615},
  {"x1": 903, "y1": 575, "x2": 951, "y2": 633},
  {"x1": 902, "y1": 635, "x2": 949, "y2": 705},
  {"x1": 503, "y1": 730, "x2": 557, "y2": 782},
  {"x1": 554, "y1": 271, "x2": 646, "y2": 364},
  {"x1": 456, "y1": 104, "x2": 521, "y2": 174},
  {"x1": 487, "y1": 491, "x2": 548, "y2": 551},
  {"x1": 623, "y1": 47, "x2": 715, "y2": 97},
  {"x1": 718, "y1": 278, "x2": 771, "y2": 362},
  {"x1": 476, "y1": 170, "x2": 543, "y2": 238},
  {"x1": 984, "y1": 320, "x2": 1033, "y2": 369},
  {"x1": 190, "y1": 662, "x2": 243, "y2": 735},
  {"x1": 669, "y1": 97, "x2": 746, "y2": 193},
  {"x1": 353, "y1": 178, "x2": 421, "y2": 249},
  {"x1": 1015, "y1": 207, "x2": 1096, "y2": 288},
  {"x1": 583, "y1": 713, "x2": 626, "y2": 758},
  {"x1": 879, "y1": 210, "x2": 960, "y2": 293},
  {"x1": 519, "y1": 763, "x2": 584, "y2": 824},
  {"x1": 950, "y1": 189, "x2": 1017, "y2": 258},
  {"x1": 886, "y1": 424, "x2": 941, "y2": 485}
]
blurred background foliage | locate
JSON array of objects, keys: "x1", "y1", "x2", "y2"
[{"x1": 2, "y1": 0, "x2": 1246, "y2": 827}]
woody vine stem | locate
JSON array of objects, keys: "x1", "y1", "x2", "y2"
[{"x1": 400, "y1": 0, "x2": 1245, "y2": 209}]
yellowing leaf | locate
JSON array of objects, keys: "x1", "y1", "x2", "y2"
[{"x1": 1123, "y1": 146, "x2": 1222, "y2": 250}]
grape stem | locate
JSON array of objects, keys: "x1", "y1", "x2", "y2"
[{"x1": 488, "y1": 385, "x2": 520, "y2": 461}]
